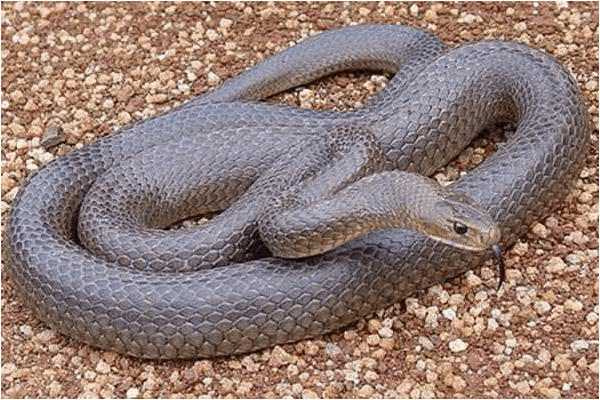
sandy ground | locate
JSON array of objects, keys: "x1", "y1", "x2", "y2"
[{"x1": 1, "y1": 2, "x2": 598, "y2": 398}]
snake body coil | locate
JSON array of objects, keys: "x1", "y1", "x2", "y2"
[{"x1": 6, "y1": 25, "x2": 589, "y2": 359}]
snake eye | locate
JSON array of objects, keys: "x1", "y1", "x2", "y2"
[{"x1": 453, "y1": 221, "x2": 468, "y2": 235}]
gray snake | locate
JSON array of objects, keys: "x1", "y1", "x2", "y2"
[{"x1": 6, "y1": 25, "x2": 589, "y2": 359}]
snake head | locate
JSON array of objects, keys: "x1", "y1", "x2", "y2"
[{"x1": 421, "y1": 193, "x2": 501, "y2": 253}]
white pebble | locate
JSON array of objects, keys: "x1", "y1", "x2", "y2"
[
  {"x1": 325, "y1": 342, "x2": 341, "y2": 357},
  {"x1": 585, "y1": 312, "x2": 598, "y2": 324},
  {"x1": 36, "y1": 151, "x2": 55, "y2": 165},
  {"x1": 585, "y1": 80, "x2": 598, "y2": 91},
  {"x1": 449, "y1": 339, "x2": 468, "y2": 352},
  {"x1": 462, "y1": 14, "x2": 477, "y2": 24},
  {"x1": 505, "y1": 337, "x2": 517, "y2": 348},
  {"x1": 531, "y1": 222, "x2": 547, "y2": 238},
  {"x1": 83, "y1": 370, "x2": 97, "y2": 380},
  {"x1": 512, "y1": 241, "x2": 528, "y2": 256},
  {"x1": 298, "y1": 88, "x2": 314, "y2": 106},
  {"x1": 448, "y1": 294, "x2": 464, "y2": 306},
  {"x1": 206, "y1": 29, "x2": 219, "y2": 41},
  {"x1": 442, "y1": 308, "x2": 456, "y2": 320},
  {"x1": 409, "y1": 4, "x2": 419, "y2": 17},
  {"x1": 96, "y1": 360, "x2": 111, "y2": 374},
  {"x1": 534, "y1": 300, "x2": 552, "y2": 314},
  {"x1": 417, "y1": 336, "x2": 435, "y2": 351},
  {"x1": 564, "y1": 230, "x2": 587, "y2": 245},
  {"x1": 19, "y1": 324, "x2": 33, "y2": 337},
  {"x1": 545, "y1": 257, "x2": 566, "y2": 273},
  {"x1": 219, "y1": 18, "x2": 233, "y2": 28},
  {"x1": 487, "y1": 318, "x2": 499, "y2": 331},
  {"x1": 425, "y1": 306, "x2": 440, "y2": 327},
  {"x1": 207, "y1": 71, "x2": 221, "y2": 86},
  {"x1": 514, "y1": 22, "x2": 527, "y2": 32},
  {"x1": 126, "y1": 387, "x2": 140, "y2": 399},
  {"x1": 16, "y1": 138, "x2": 29, "y2": 150},
  {"x1": 26, "y1": 159, "x2": 39, "y2": 173},
  {"x1": 464, "y1": 271, "x2": 481, "y2": 287},
  {"x1": 378, "y1": 326, "x2": 393, "y2": 338},
  {"x1": 570, "y1": 339, "x2": 589, "y2": 352}
]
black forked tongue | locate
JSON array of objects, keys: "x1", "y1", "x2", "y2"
[{"x1": 492, "y1": 244, "x2": 505, "y2": 290}]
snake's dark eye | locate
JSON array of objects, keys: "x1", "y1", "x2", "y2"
[{"x1": 453, "y1": 221, "x2": 468, "y2": 235}]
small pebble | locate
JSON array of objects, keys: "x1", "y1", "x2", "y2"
[
  {"x1": 531, "y1": 223, "x2": 548, "y2": 238},
  {"x1": 207, "y1": 71, "x2": 221, "y2": 86},
  {"x1": 564, "y1": 299, "x2": 584, "y2": 312},
  {"x1": 378, "y1": 326, "x2": 393, "y2": 338},
  {"x1": 19, "y1": 324, "x2": 33, "y2": 337},
  {"x1": 358, "y1": 7, "x2": 371, "y2": 17},
  {"x1": 449, "y1": 339, "x2": 468, "y2": 352},
  {"x1": 514, "y1": 22, "x2": 527, "y2": 32},
  {"x1": 269, "y1": 346, "x2": 293, "y2": 367},
  {"x1": 409, "y1": 4, "x2": 419, "y2": 17},
  {"x1": 48, "y1": 381, "x2": 63, "y2": 397},
  {"x1": 325, "y1": 342, "x2": 341, "y2": 357},
  {"x1": 358, "y1": 384, "x2": 374, "y2": 398},
  {"x1": 220, "y1": 378, "x2": 234, "y2": 393},
  {"x1": 570, "y1": 339, "x2": 589, "y2": 352},
  {"x1": 367, "y1": 319, "x2": 382, "y2": 333},
  {"x1": 534, "y1": 300, "x2": 552, "y2": 314},
  {"x1": 302, "y1": 389, "x2": 319, "y2": 399},
  {"x1": 464, "y1": 271, "x2": 482, "y2": 287},
  {"x1": 514, "y1": 380, "x2": 530, "y2": 394},
  {"x1": 236, "y1": 381, "x2": 253, "y2": 395},
  {"x1": 461, "y1": 14, "x2": 477, "y2": 24},
  {"x1": 241, "y1": 355, "x2": 259, "y2": 372},
  {"x1": 487, "y1": 318, "x2": 499, "y2": 331},
  {"x1": 379, "y1": 338, "x2": 395, "y2": 351},
  {"x1": 1, "y1": 363, "x2": 18, "y2": 376},
  {"x1": 545, "y1": 257, "x2": 566, "y2": 273},
  {"x1": 41, "y1": 127, "x2": 66, "y2": 148},
  {"x1": 585, "y1": 312, "x2": 598, "y2": 324},
  {"x1": 564, "y1": 230, "x2": 587, "y2": 245},
  {"x1": 366, "y1": 334, "x2": 380, "y2": 346},
  {"x1": 554, "y1": 353, "x2": 574, "y2": 371},
  {"x1": 303, "y1": 341, "x2": 319, "y2": 355},
  {"x1": 126, "y1": 387, "x2": 139, "y2": 399},
  {"x1": 418, "y1": 336, "x2": 435, "y2": 351},
  {"x1": 442, "y1": 308, "x2": 456, "y2": 320},
  {"x1": 96, "y1": 361, "x2": 110, "y2": 374},
  {"x1": 512, "y1": 241, "x2": 528, "y2": 256},
  {"x1": 219, "y1": 18, "x2": 233, "y2": 28},
  {"x1": 205, "y1": 29, "x2": 219, "y2": 40}
]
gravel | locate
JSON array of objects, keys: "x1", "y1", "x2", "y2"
[{"x1": 1, "y1": 1, "x2": 598, "y2": 398}]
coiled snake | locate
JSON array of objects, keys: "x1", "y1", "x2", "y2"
[{"x1": 6, "y1": 25, "x2": 589, "y2": 359}]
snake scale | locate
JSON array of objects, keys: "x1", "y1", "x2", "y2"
[{"x1": 6, "y1": 25, "x2": 589, "y2": 359}]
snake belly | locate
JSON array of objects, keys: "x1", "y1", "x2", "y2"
[{"x1": 6, "y1": 25, "x2": 589, "y2": 359}]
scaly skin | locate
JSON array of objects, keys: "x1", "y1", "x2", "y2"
[{"x1": 6, "y1": 25, "x2": 589, "y2": 359}]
